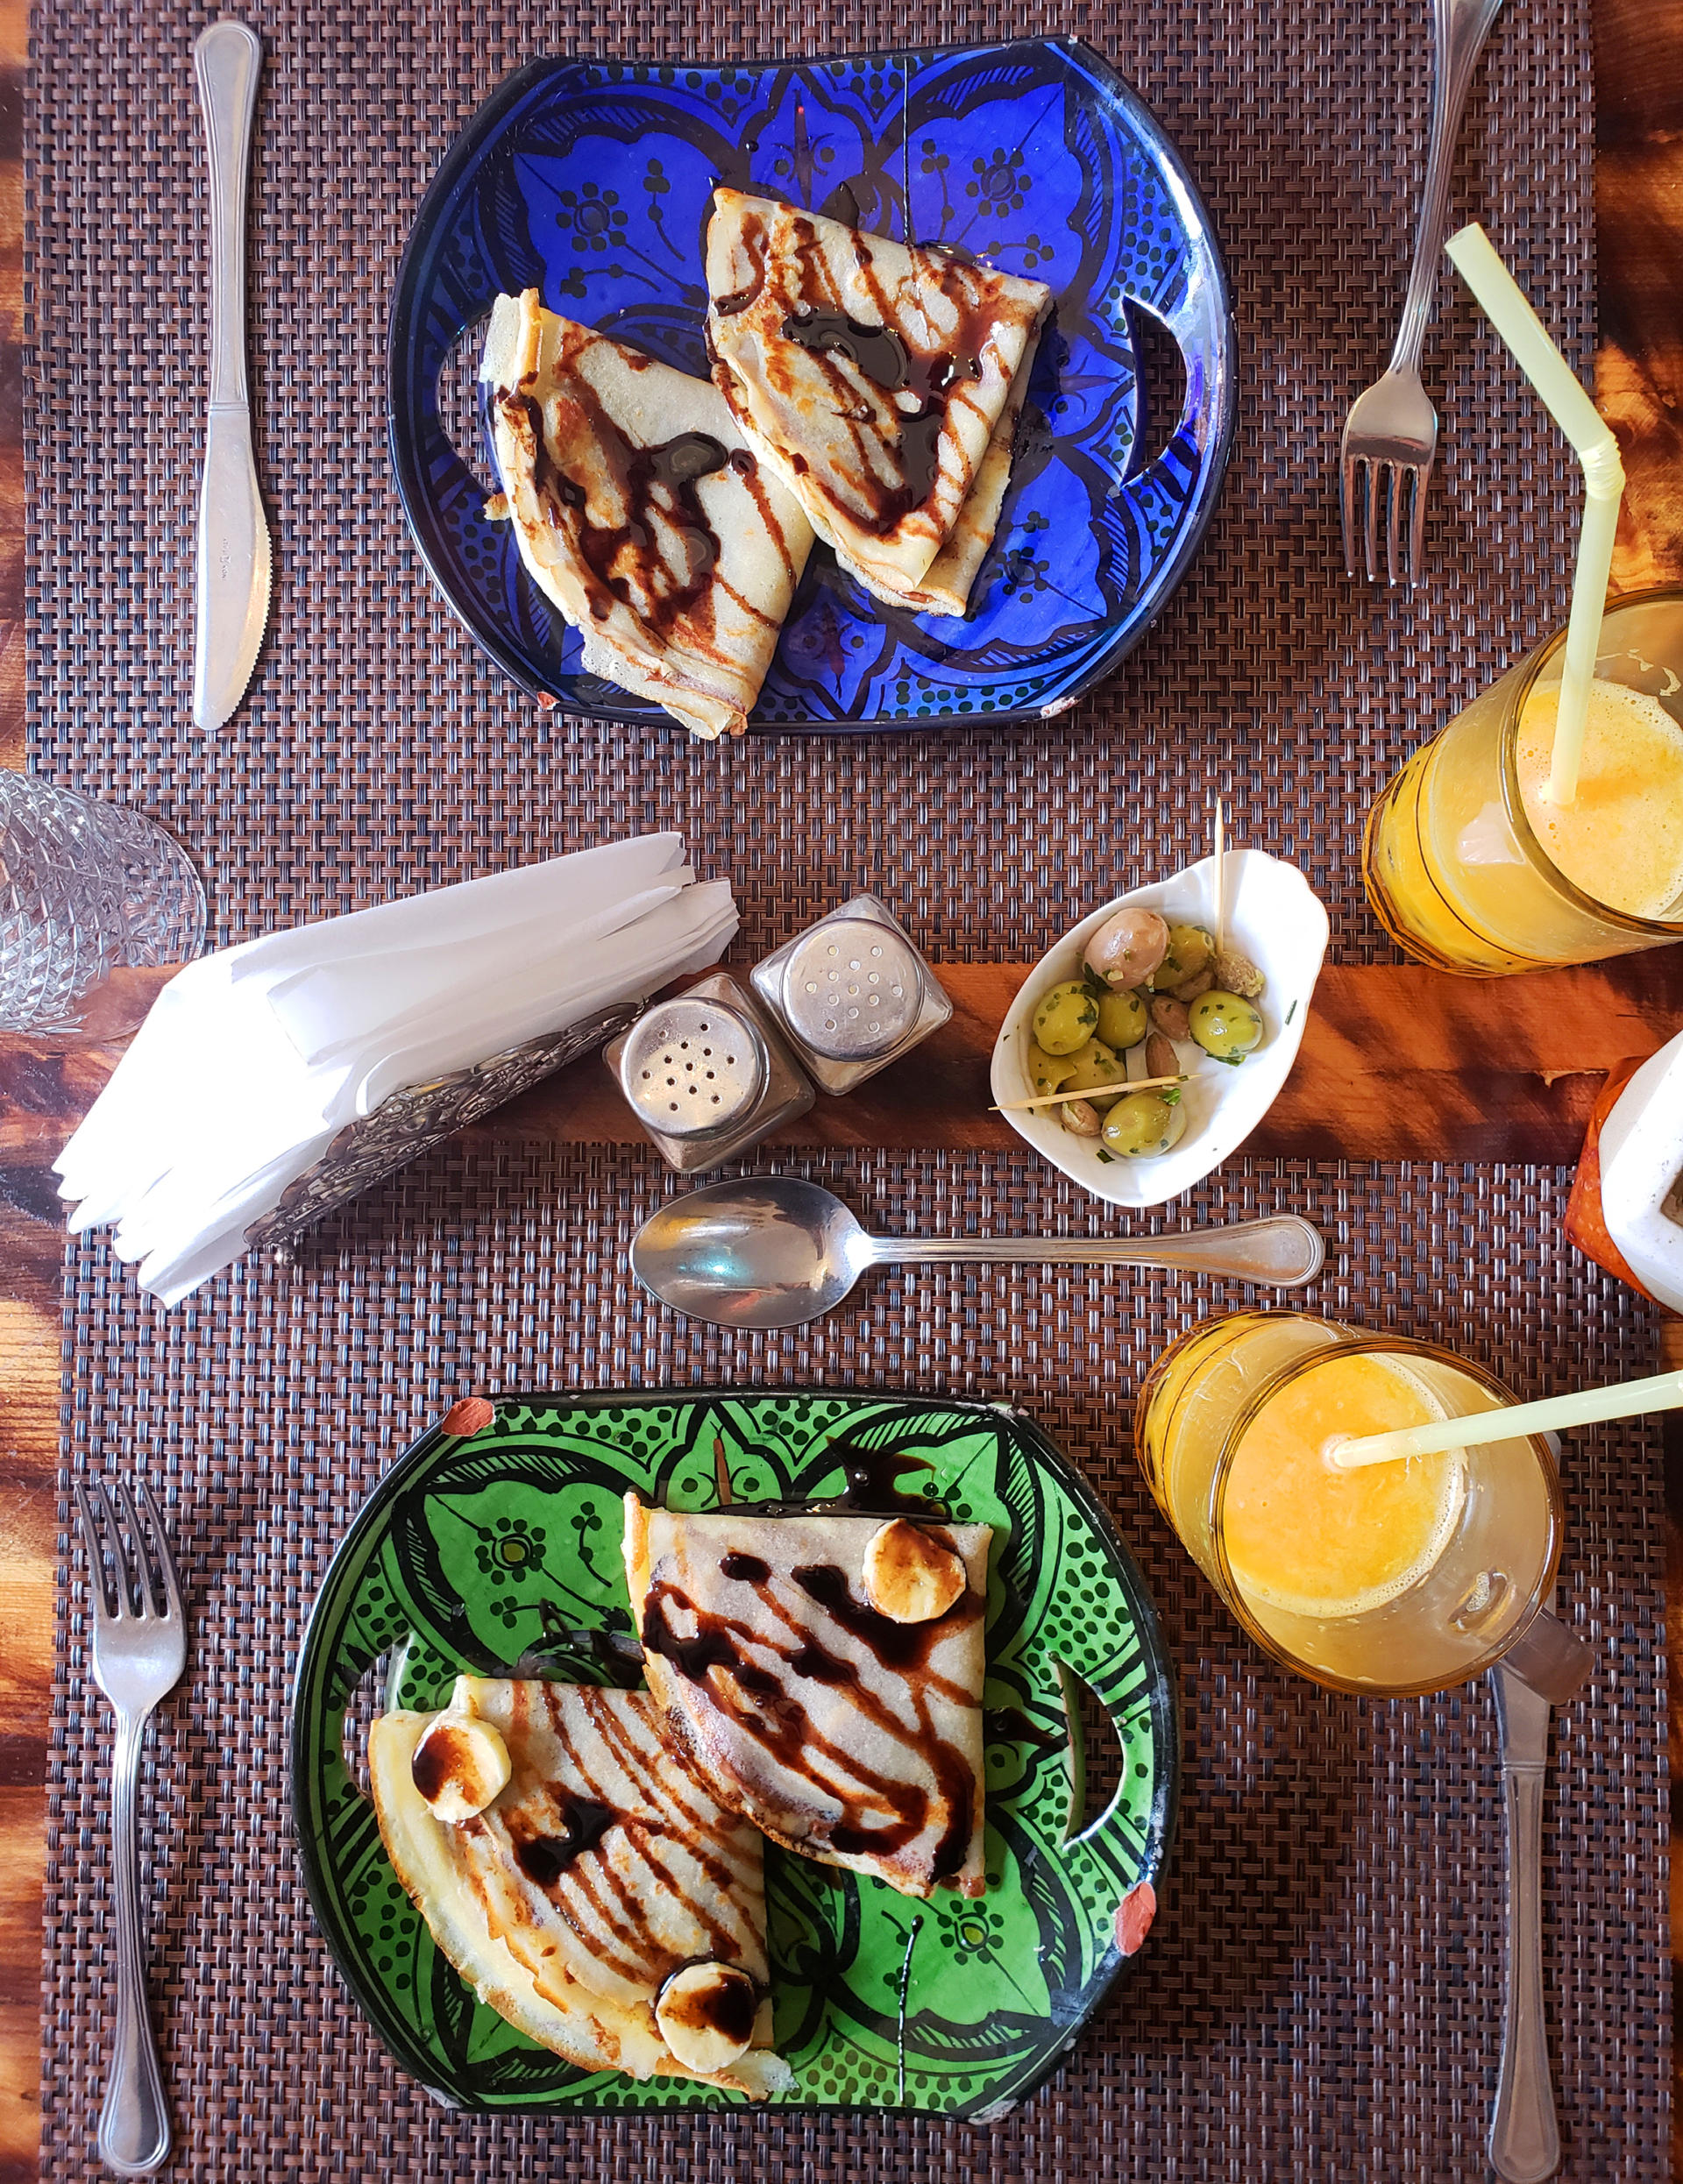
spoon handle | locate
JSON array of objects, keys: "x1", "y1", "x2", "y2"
[{"x1": 866, "y1": 1215, "x2": 1324, "y2": 1287}]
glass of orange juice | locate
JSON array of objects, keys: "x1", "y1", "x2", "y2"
[
  {"x1": 1135, "y1": 1310, "x2": 1574, "y2": 1697},
  {"x1": 1363, "y1": 585, "x2": 1683, "y2": 975}
]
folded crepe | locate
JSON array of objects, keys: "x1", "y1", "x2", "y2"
[
  {"x1": 624, "y1": 1498, "x2": 992, "y2": 1899},
  {"x1": 481, "y1": 291, "x2": 814, "y2": 739},
  {"x1": 834, "y1": 330, "x2": 1041, "y2": 617},
  {"x1": 369, "y1": 1676, "x2": 792, "y2": 2092},
  {"x1": 705, "y1": 188, "x2": 1051, "y2": 605}
]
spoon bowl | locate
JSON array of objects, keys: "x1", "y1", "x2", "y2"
[{"x1": 632, "y1": 1175, "x2": 871, "y2": 1329}]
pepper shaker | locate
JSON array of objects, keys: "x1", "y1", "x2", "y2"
[
  {"x1": 603, "y1": 974, "x2": 814, "y2": 1174},
  {"x1": 751, "y1": 893, "x2": 953, "y2": 1096}
]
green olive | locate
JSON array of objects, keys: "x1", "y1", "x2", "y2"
[
  {"x1": 1032, "y1": 980, "x2": 1102, "y2": 1056},
  {"x1": 1060, "y1": 1035, "x2": 1127, "y2": 1103},
  {"x1": 1027, "y1": 1041, "x2": 1076, "y2": 1097},
  {"x1": 1150, "y1": 923, "x2": 1215, "y2": 991},
  {"x1": 1189, "y1": 989, "x2": 1264, "y2": 1062},
  {"x1": 1095, "y1": 989, "x2": 1147, "y2": 1051},
  {"x1": 1100, "y1": 1090, "x2": 1189, "y2": 1158}
]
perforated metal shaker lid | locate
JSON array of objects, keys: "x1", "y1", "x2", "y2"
[
  {"x1": 618, "y1": 996, "x2": 765, "y2": 1138},
  {"x1": 779, "y1": 918, "x2": 924, "y2": 1062}
]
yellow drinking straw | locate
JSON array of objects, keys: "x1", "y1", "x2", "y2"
[
  {"x1": 1443, "y1": 222, "x2": 1626, "y2": 808},
  {"x1": 1326, "y1": 1365, "x2": 1683, "y2": 1470}
]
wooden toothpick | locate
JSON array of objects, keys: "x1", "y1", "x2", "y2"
[
  {"x1": 1211, "y1": 798, "x2": 1228, "y2": 954},
  {"x1": 994, "y1": 1074, "x2": 1189, "y2": 1114}
]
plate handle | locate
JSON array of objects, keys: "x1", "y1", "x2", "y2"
[
  {"x1": 1050, "y1": 1655, "x2": 1167, "y2": 1968},
  {"x1": 1103, "y1": 283, "x2": 1234, "y2": 606},
  {"x1": 1050, "y1": 1657, "x2": 1147, "y2": 1828}
]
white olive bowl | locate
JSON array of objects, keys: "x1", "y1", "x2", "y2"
[{"x1": 989, "y1": 850, "x2": 1331, "y2": 1210}]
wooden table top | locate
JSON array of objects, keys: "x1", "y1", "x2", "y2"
[{"x1": 1, "y1": 4, "x2": 1679, "y2": 2174}]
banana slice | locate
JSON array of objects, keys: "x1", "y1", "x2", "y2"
[
  {"x1": 862, "y1": 1518, "x2": 969, "y2": 1624},
  {"x1": 410, "y1": 1712, "x2": 511, "y2": 1824},
  {"x1": 655, "y1": 1961, "x2": 759, "y2": 2074}
]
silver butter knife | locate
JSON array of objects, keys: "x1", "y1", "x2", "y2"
[
  {"x1": 1487, "y1": 1592, "x2": 1568, "y2": 2183},
  {"x1": 192, "y1": 21, "x2": 269, "y2": 731}
]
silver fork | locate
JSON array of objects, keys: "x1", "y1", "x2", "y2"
[
  {"x1": 75, "y1": 1480, "x2": 187, "y2": 2177},
  {"x1": 1339, "y1": 0, "x2": 1507, "y2": 585}
]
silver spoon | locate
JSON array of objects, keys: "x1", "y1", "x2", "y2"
[{"x1": 630, "y1": 1175, "x2": 1325, "y2": 1330}]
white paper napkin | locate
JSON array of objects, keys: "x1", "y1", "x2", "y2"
[{"x1": 55, "y1": 835, "x2": 738, "y2": 1306}]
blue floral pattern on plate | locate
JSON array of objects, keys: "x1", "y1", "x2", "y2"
[{"x1": 387, "y1": 38, "x2": 1236, "y2": 732}]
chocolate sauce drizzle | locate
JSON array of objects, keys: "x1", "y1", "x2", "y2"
[
  {"x1": 781, "y1": 307, "x2": 912, "y2": 395},
  {"x1": 700, "y1": 1969, "x2": 757, "y2": 2045},
  {"x1": 501, "y1": 337, "x2": 799, "y2": 653},
  {"x1": 640, "y1": 1528, "x2": 982, "y2": 1881},
  {"x1": 461, "y1": 1685, "x2": 759, "y2": 1995},
  {"x1": 792, "y1": 1562, "x2": 955, "y2": 1675},
  {"x1": 777, "y1": 301, "x2": 980, "y2": 514},
  {"x1": 641, "y1": 1588, "x2": 785, "y2": 1701},
  {"x1": 713, "y1": 202, "x2": 1004, "y2": 536},
  {"x1": 514, "y1": 389, "x2": 731, "y2": 632},
  {"x1": 510, "y1": 1795, "x2": 618, "y2": 1885},
  {"x1": 745, "y1": 1438, "x2": 947, "y2": 1519}
]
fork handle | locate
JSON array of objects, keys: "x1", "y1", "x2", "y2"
[
  {"x1": 1388, "y1": 0, "x2": 1507, "y2": 374},
  {"x1": 1488, "y1": 1756, "x2": 1561, "y2": 2180},
  {"x1": 99, "y1": 1710, "x2": 171, "y2": 2176}
]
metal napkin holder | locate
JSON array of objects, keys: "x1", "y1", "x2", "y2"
[{"x1": 244, "y1": 1000, "x2": 642, "y2": 1261}]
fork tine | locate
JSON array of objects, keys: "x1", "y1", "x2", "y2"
[
  {"x1": 74, "y1": 1483, "x2": 110, "y2": 1619},
  {"x1": 1398, "y1": 464, "x2": 1416, "y2": 589},
  {"x1": 1363, "y1": 460, "x2": 1381, "y2": 585},
  {"x1": 1339, "y1": 449, "x2": 1359, "y2": 578},
  {"x1": 1385, "y1": 462, "x2": 1404, "y2": 587},
  {"x1": 111, "y1": 1483, "x2": 157, "y2": 1619},
  {"x1": 78, "y1": 1481, "x2": 126, "y2": 1619},
  {"x1": 133, "y1": 1479, "x2": 183, "y2": 1625}
]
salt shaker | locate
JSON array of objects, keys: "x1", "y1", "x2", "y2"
[
  {"x1": 751, "y1": 893, "x2": 952, "y2": 1096},
  {"x1": 603, "y1": 973, "x2": 814, "y2": 1174}
]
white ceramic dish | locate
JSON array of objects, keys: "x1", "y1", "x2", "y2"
[
  {"x1": 1599, "y1": 1025, "x2": 1683, "y2": 1313},
  {"x1": 990, "y1": 851, "x2": 1331, "y2": 1209}
]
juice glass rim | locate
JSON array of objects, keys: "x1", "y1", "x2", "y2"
[
  {"x1": 1130, "y1": 1307, "x2": 1301, "y2": 1514},
  {"x1": 1495, "y1": 579, "x2": 1683, "y2": 939},
  {"x1": 1205, "y1": 1332, "x2": 1566, "y2": 1699}
]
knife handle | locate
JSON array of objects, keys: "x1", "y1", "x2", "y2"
[
  {"x1": 194, "y1": 22, "x2": 262, "y2": 410},
  {"x1": 1488, "y1": 1758, "x2": 1562, "y2": 2182}
]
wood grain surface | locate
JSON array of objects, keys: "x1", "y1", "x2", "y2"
[
  {"x1": 1594, "y1": 9, "x2": 1683, "y2": 2174},
  {"x1": 0, "y1": 6, "x2": 52, "y2": 2176},
  {"x1": 3, "y1": 953, "x2": 1681, "y2": 1184},
  {"x1": 1, "y1": 3, "x2": 1680, "y2": 2175}
]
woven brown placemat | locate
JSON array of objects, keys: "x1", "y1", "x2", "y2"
[
  {"x1": 29, "y1": 0, "x2": 1667, "y2": 2176},
  {"x1": 37, "y1": 1157, "x2": 1669, "y2": 2180}
]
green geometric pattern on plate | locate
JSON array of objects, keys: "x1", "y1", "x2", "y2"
[{"x1": 290, "y1": 1390, "x2": 1178, "y2": 2118}]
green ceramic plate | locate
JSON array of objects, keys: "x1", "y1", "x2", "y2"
[{"x1": 291, "y1": 1390, "x2": 1178, "y2": 2118}]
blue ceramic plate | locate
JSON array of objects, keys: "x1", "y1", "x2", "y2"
[{"x1": 387, "y1": 38, "x2": 1235, "y2": 730}]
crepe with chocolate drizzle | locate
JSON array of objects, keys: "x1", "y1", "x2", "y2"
[
  {"x1": 624, "y1": 1498, "x2": 991, "y2": 1900},
  {"x1": 704, "y1": 188, "x2": 1050, "y2": 609},
  {"x1": 835, "y1": 331, "x2": 1041, "y2": 616},
  {"x1": 369, "y1": 1677, "x2": 791, "y2": 2092},
  {"x1": 480, "y1": 291, "x2": 813, "y2": 738}
]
